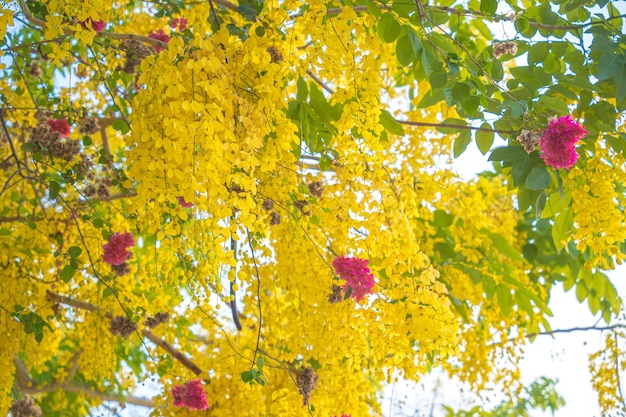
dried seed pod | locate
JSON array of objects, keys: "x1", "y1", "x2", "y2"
[
  {"x1": 516, "y1": 129, "x2": 541, "y2": 154},
  {"x1": 307, "y1": 181, "x2": 324, "y2": 198},
  {"x1": 109, "y1": 315, "x2": 138, "y2": 338},
  {"x1": 296, "y1": 366, "x2": 318, "y2": 406},
  {"x1": 262, "y1": 198, "x2": 274, "y2": 211},
  {"x1": 269, "y1": 211, "x2": 281, "y2": 225}
]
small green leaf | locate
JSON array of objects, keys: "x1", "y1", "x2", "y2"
[
  {"x1": 597, "y1": 52, "x2": 625, "y2": 81},
  {"x1": 112, "y1": 119, "x2": 130, "y2": 134},
  {"x1": 489, "y1": 146, "x2": 528, "y2": 162},
  {"x1": 60, "y1": 265, "x2": 76, "y2": 283},
  {"x1": 379, "y1": 110, "x2": 405, "y2": 136},
  {"x1": 377, "y1": 13, "x2": 401, "y2": 43},
  {"x1": 515, "y1": 17, "x2": 530, "y2": 33},
  {"x1": 319, "y1": 154, "x2": 332, "y2": 171},
  {"x1": 496, "y1": 284, "x2": 513, "y2": 316},
  {"x1": 241, "y1": 371, "x2": 254, "y2": 383},
  {"x1": 453, "y1": 130, "x2": 471, "y2": 158},
  {"x1": 480, "y1": 0, "x2": 497, "y2": 15},
  {"x1": 48, "y1": 180, "x2": 60, "y2": 200},
  {"x1": 537, "y1": 96, "x2": 569, "y2": 115},
  {"x1": 476, "y1": 124, "x2": 494, "y2": 155},
  {"x1": 68, "y1": 246, "x2": 82, "y2": 258},
  {"x1": 256, "y1": 356, "x2": 264, "y2": 370},
  {"x1": 429, "y1": 70, "x2": 448, "y2": 88},
  {"x1": 526, "y1": 166, "x2": 551, "y2": 190}
]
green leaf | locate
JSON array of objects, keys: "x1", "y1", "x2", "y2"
[
  {"x1": 575, "y1": 281, "x2": 587, "y2": 303},
  {"x1": 48, "y1": 180, "x2": 60, "y2": 200},
  {"x1": 241, "y1": 371, "x2": 254, "y2": 383},
  {"x1": 68, "y1": 246, "x2": 82, "y2": 258},
  {"x1": 60, "y1": 265, "x2": 76, "y2": 283},
  {"x1": 515, "y1": 17, "x2": 530, "y2": 33},
  {"x1": 417, "y1": 88, "x2": 445, "y2": 108},
  {"x1": 525, "y1": 166, "x2": 551, "y2": 190},
  {"x1": 486, "y1": 231, "x2": 523, "y2": 262},
  {"x1": 319, "y1": 154, "x2": 332, "y2": 171},
  {"x1": 496, "y1": 284, "x2": 513, "y2": 316},
  {"x1": 597, "y1": 52, "x2": 625, "y2": 81},
  {"x1": 432, "y1": 210, "x2": 454, "y2": 227},
  {"x1": 429, "y1": 70, "x2": 448, "y2": 88},
  {"x1": 256, "y1": 356, "x2": 264, "y2": 370},
  {"x1": 379, "y1": 110, "x2": 404, "y2": 136},
  {"x1": 396, "y1": 35, "x2": 415, "y2": 66},
  {"x1": 480, "y1": 0, "x2": 497, "y2": 15},
  {"x1": 615, "y1": 64, "x2": 626, "y2": 103},
  {"x1": 296, "y1": 77, "x2": 308, "y2": 101},
  {"x1": 112, "y1": 119, "x2": 130, "y2": 134},
  {"x1": 491, "y1": 59, "x2": 504, "y2": 81},
  {"x1": 453, "y1": 130, "x2": 471, "y2": 158},
  {"x1": 365, "y1": 0, "x2": 382, "y2": 17},
  {"x1": 377, "y1": 13, "x2": 401, "y2": 43},
  {"x1": 482, "y1": 275, "x2": 496, "y2": 299},
  {"x1": 489, "y1": 146, "x2": 527, "y2": 162},
  {"x1": 537, "y1": 96, "x2": 569, "y2": 115},
  {"x1": 476, "y1": 124, "x2": 494, "y2": 155}
]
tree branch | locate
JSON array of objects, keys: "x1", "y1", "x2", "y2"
[{"x1": 46, "y1": 291, "x2": 203, "y2": 375}]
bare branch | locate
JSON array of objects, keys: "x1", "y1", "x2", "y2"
[{"x1": 46, "y1": 291, "x2": 203, "y2": 375}]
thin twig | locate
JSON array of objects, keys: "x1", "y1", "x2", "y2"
[{"x1": 246, "y1": 229, "x2": 263, "y2": 370}]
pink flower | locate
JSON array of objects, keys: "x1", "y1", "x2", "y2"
[
  {"x1": 47, "y1": 118, "x2": 71, "y2": 137},
  {"x1": 149, "y1": 29, "x2": 170, "y2": 52},
  {"x1": 172, "y1": 379, "x2": 208, "y2": 411},
  {"x1": 332, "y1": 256, "x2": 375, "y2": 302},
  {"x1": 538, "y1": 115, "x2": 587, "y2": 169},
  {"x1": 171, "y1": 17, "x2": 188, "y2": 31},
  {"x1": 177, "y1": 196, "x2": 194, "y2": 208},
  {"x1": 79, "y1": 18, "x2": 106, "y2": 32},
  {"x1": 102, "y1": 232, "x2": 135, "y2": 266}
]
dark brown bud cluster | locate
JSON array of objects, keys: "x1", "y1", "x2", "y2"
[
  {"x1": 267, "y1": 46, "x2": 284, "y2": 63},
  {"x1": 516, "y1": 129, "x2": 541, "y2": 154},
  {"x1": 144, "y1": 312, "x2": 170, "y2": 328},
  {"x1": 29, "y1": 62, "x2": 42, "y2": 78},
  {"x1": 294, "y1": 199, "x2": 310, "y2": 216},
  {"x1": 109, "y1": 315, "x2": 138, "y2": 338},
  {"x1": 10, "y1": 395, "x2": 42, "y2": 417},
  {"x1": 29, "y1": 123, "x2": 81, "y2": 161},
  {"x1": 83, "y1": 177, "x2": 113, "y2": 199},
  {"x1": 122, "y1": 39, "x2": 153, "y2": 74},
  {"x1": 110, "y1": 261, "x2": 131, "y2": 276},
  {"x1": 327, "y1": 284, "x2": 343, "y2": 304},
  {"x1": 296, "y1": 366, "x2": 318, "y2": 406},
  {"x1": 269, "y1": 211, "x2": 281, "y2": 225},
  {"x1": 261, "y1": 198, "x2": 274, "y2": 211},
  {"x1": 78, "y1": 116, "x2": 100, "y2": 135},
  {"x1": 307, "y1": 181, "x2": 324, "y2": 198},
  {"x1": 492, "y1": 41, "x2": 518, "y2": 59}
]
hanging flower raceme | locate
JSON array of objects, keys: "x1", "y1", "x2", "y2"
[
  {"x1": 102, "y1": 232, "x2": 135, "y2": 266},
  {"x1": 172, "y1": 379, "x2": 209, "y2": 411},
  {"x1": 538, "y1": 115, "x2": 587, "y2": 169},
  {"x1": 332, "y1": 256, "x2": 375, "y2": 302}
]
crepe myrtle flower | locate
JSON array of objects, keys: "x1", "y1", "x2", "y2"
[{"x1": 538, "y1": 115, "x2": 587, "y2": 169}]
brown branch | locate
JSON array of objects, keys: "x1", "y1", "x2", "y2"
[
  {"x1": 306, "y1": 70, "x2": 335, "y2": 94},
  {"x1": 398, "y1": 119, "x2": 514, "y2": 134},
  {"x1": 46, "y1": 291, "x2": 203, "y2": 376},
  {"x1": 142, "y1": 329, "x2": 202, "y2": 375}
]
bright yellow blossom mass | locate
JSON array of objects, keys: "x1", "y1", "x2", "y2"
[{"x1": 0, "y1": 0, "x2": 625, "y2": 415}]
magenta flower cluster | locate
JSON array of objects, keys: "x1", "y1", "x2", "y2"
[
  {"x1": 332, "y1": 256, "x2": 375, "y2": 302},
  {"x1": 47, "y1": 118, "x2": 71, "y2": 138},
  {"x1": 102, "y1": 232, "x2": 134, "y2": 266},
  {"x1": 149, "y1": 29, "x2": 170, "y2": 52},
  {"x1": 538, "y1": 115, "x2": 587, "y2": 169},
  {"x1": 172, "y1": 379, "x2": 208, "y2": 411}
]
